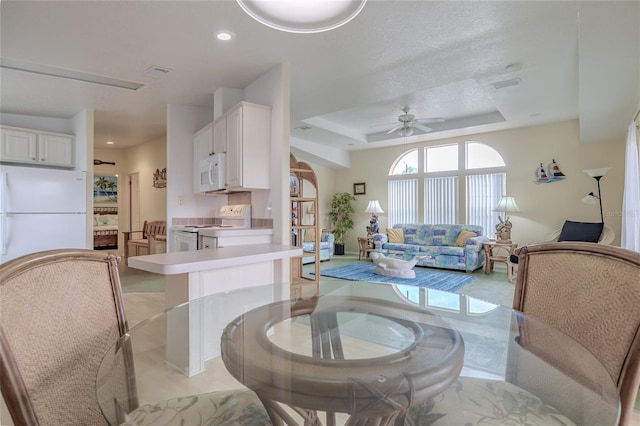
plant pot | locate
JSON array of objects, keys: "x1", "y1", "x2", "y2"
[{"x1": 334, "y1": 243, "x2": 345, "y2": 255}]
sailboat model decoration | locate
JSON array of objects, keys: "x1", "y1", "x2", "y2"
[{"x1": 534, "y1": 159, "x2": 566, "y2": 183}]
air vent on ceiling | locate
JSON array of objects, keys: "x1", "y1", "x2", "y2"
[
  {"x1": 295, "y1": 125, "x2": 313, "y2": 131},
  {"x1": 144, "y1": 65, "x2": 172, "y2": 77},
  {"x1": 491, "y1": 77, "x2": 522, "y2": 90}
]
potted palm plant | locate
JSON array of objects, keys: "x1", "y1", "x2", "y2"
[{"x1": 329, "y1": 192, "x2": 356, "y2": 255}]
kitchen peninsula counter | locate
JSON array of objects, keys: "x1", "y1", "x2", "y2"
[
  {"x1": 128, "y1": 244, "x2": 302, "y2": 308},
  {"x1": 128, "y1": 244, "x2": 302, "y2": 376},
  {"x1": 128, "y1": 243, "x2": 296, "y2": 275}
]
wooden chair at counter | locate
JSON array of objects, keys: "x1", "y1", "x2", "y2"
[
  {"x1": 123, "y1": 220, "x2": 167, "y2": 261},
  {"x1": 512, "y1": 242, "x2": 640, "y2": 426},
  {"x1": 0, "y1": 249, "x2": 271, "y2": 425}
]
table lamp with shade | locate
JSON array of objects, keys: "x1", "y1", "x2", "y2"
[
  {"x1": 365, "y1": 200, "x2": 384, "y2": 235},
  {"x1": 493, "y1": 196, "x2": 520, "y2": 243}
]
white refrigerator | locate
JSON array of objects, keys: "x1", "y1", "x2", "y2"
[{"x1": 0, "y1": 165, "x2": 87, "y2": 263}]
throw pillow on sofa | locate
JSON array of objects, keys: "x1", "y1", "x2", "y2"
[
  {"x1": 387, "y1": 228, "x2": 404, "y2": 243},
  {"x1": 455, "y1": 230, "x2": 477, "y2": 247},
  {"x1": 303, "y1": 229, "x2": 316, "y2": 242}
]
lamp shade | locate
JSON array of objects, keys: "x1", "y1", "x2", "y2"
[
  {"x1": 365, "y1": 200, "x2": 384, "y2": 214},
  {"x1": 581, "y1": 193, "x2": 598, "y2": 204},
  {"x1": 494, "y1": 196, "x2": 520, "y2": 213},
  {"x1": 582, "y1": 168, "x2": 610, "y2": 178}
]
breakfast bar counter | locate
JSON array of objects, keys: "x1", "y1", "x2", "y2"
[
  {"x1": 127, "y1": 244, "x2": 302, "y2": 376},
  {"x1": 128, "y1": 243, "x2": 302, "y2": 307},
  {"x1": 128, "y1": 243, "x2": 299, "y2": 275}
]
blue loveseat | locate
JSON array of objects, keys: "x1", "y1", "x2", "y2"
[
  {"x1": 372, "y1": 224, "x2": 488, "y2": 272},
  {"x1": 302, "y1": 230, "x2": 335, "y2": 264}
]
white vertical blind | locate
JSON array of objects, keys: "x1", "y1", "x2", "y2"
[
  {"x1": 424, "y1": 177, "x2": 458, "y2": 224},
  {"x1": 467, "y1": 173, "x2": 506, "y2": 237},
  {"x1": 388, "y1": 179, "x2": 418, "y2": 225}
]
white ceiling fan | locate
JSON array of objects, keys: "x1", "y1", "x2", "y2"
[{"x1": 384, "y1": 106, "x2": 444, "y2": 136}]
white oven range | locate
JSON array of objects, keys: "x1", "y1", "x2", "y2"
[{"x1": 171, "y1": 204, "x2": 254, "y2": 252}]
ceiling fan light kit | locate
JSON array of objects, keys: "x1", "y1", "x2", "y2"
[{"x1": 384, "y1": 106, "x2": 444, "y2": 137}]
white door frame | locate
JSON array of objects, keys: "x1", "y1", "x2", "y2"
[{"x1": 128, "y1": 172, "x2": 140, "y2": 233}]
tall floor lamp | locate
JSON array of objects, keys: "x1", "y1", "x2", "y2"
[{"x1": 582, "y1": 168, "x2": 610, "y2": 223}]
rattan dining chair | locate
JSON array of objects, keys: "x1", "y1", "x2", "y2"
[
  {"x1": 512, "y1": 242, "x2": 640, "y2": 426},
  {"x1": 0, "y1": 249, "x2": 271, "y2": 426},
  {"x1": 0, "y1": 249, "x2": 137, "y2": 425}
]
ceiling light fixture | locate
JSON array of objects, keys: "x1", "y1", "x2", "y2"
[
  {"x1": 0, "y1": 57, "x2": 145, "y2": 91},
  {"x1": 106, "y1": 140, "x2": 114, "y2": 145},
  {"x1": 236, "y1": 0, "x2": 367, "y2": 33},
  {"x1": 216, "y1": 30, "x2": 236, "y2": 41},
  {"x1": 398, "y1": 126, "x2": 413, "y2": 137}
]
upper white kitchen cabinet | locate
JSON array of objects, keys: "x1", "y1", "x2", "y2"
[
  {"x1": 213, "y1": 117, "x2": 226, "y2": 154},
  {"x1": 193, "y1": 123, "x2": 214, "y2": 192},
  {"x1": 225, "y1": 102, "x2": 271, "y2": 191},
  {"x1": 0, "y1": 126, "x2": 74, "y2": 167}
]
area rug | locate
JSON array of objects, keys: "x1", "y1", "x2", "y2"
[{"x1": 315, "y1": 263, "x2": 475, "y2": 292}]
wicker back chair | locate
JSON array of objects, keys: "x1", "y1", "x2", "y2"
[
  {"x1": 0, "y1": 249, "x2": 136, "y2": 425},
  {"x1": 513, "y1": 242, "x2": 640, "y2": 426}
]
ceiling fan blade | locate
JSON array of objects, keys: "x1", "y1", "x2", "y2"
[
  {"x1": 416, "y1": 117, "x2": 445, "y2": 124},
  {"x1": 386, "y1": 125, "x2": 402, "y2": 134},
  {"x1": 413, "y1": 123, "x2": 433, "y2": 133}
]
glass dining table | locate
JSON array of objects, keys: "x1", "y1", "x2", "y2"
[{"x1": 96, "y1": 281, "x2": 620, "y2": 425}]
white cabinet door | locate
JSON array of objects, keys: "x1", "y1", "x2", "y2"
[
  {"x1": 38, "y1": 132, "x2": 74, "y2": 167},
  {"x1": 0, "y1": 128, "x2": 38, "y2": 164},
  {"x1": 193, "y1": 124, "x2": 214, "y2": 192},
  {"x1": 213, "y1": 117, "x2": 226, "y2": 154},
  {"x1": 225, "y1": 105, "x2": 243, "y2": 189}
]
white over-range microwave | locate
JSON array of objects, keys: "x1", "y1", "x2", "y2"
[{"x1": 198, "y1": 153, "x2": 226, "y2": 193}]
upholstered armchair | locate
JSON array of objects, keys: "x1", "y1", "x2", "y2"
[{"x1": 302, "y1": 230, "x2": 335, "y2": 264}]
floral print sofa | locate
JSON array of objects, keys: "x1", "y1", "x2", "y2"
[{"x1": 372, "y1": 224, "x2": 488, "y2": 272}]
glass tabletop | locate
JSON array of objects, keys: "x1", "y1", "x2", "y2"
[{"x1": 96, "y1": 281, "x2": 620, "y2": 425}]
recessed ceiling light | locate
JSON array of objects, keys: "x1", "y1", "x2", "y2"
[
  {"x1": 236, "y1": 0, "x2": 367, "y2": 33},
  {"x1": 216, "y1": 31, "x2": 236, "y2": 41},
  {"x1": 106, "y1": 140, "x2": 114, "y2": 145}
]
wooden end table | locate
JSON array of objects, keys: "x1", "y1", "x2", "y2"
[{"x1": 483, "y1": 241, "x2": 518, "y2": 282}]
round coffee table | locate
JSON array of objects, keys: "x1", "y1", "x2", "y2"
[{"x1": 221, "y1": 295, "x2": 464, "y2": 425}]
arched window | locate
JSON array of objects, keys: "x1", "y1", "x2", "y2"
[
  {"x1": 390, "y1": 149, "x2": 418, "y2": 175},
  {"x1": 387, "y1": 141, "x2": 507, "y2": 237}
]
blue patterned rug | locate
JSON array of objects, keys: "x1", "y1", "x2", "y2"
[{"x1": 316, "y1": 263, "x2": 475, "y2": 292}]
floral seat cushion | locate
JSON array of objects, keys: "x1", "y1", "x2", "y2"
[
  {"x1": 405, "y1": 377, "x2": 576, "y2": 426},
  {"x1": 121, "y1": 389, "x2": 271, "y2": 426}
]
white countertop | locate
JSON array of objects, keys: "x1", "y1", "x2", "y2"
[
  {"x1": 128, "y1": 244, "x2": 301, "y2": 275},
  {"x1": 198, "y1": 228, "x2": 273, "y2": 237}
]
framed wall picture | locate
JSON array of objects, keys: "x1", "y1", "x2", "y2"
[{"x1": 353, "y1": 182, "x2": 366, "y2": 195}]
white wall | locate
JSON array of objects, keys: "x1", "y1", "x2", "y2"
[
  {"x1": 330, "y1": 120, "x2": 625, "y2": 253},
  {"x1": 166, "y1": 104, "x2": 227, "y2": 244},
  {"x1": 126, "y1": 136, "x2": 167, "y2": 224}
]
